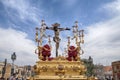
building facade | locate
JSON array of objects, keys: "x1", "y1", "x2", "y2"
[
  {"x1": 103, "y1": 66, "x2": 113, "y2": 79},
  {"x1": 0, "y1": 62, "x2": 12, "y2": 79},
  {"x1": 94, "y1": 64, "x2": 104, "y2": 79},
  {"x1": 112, "y1": 60, "x2": 120, "y2": 80},
  {"x1": 0, "y1": 62, "x2": 34, "y2": 79}
]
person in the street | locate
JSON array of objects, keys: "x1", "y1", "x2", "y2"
[{"x1": 9, "y1": 73, "x2": 16, "y2": 80}]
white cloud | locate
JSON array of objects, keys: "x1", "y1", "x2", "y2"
[
  {"x1": 102, "y1": 0, "x2": 120, "y2": 16},
  {"x1": 82, "y1": 0, "x2": 120, "y2": 65},
  {"x1": 1, "y1": 0, "x2": 42, "y2": 24},
  {"x1": 82, "y1": 16, "x2": 120, "y2": 65},
  {"x1": 54, "y1": 0, "x2": 120, "y2": 65},
  {"x1": 0, "y1": 27, "x2": 38, "y2": 66}
]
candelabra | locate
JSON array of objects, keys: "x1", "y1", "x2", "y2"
[
  {"x1": 63, "y1": 48, "x2": 67, "y2": 57},
  {"x1": 48, "y1": 35, "x2": 52, "y2": 47},
  {"x1": 35, "y1": 20, "x2": 47, "y2": 46},
  {"x1": 72, "y1": 21, "x2": 84, "y2": 59},
  {"x1": 35, "y1": 20, "x2": 47, "y2": 60},
  {"x1": 79, "y1": 30, "x2": 84, "y2": 44},
  {"x1": 67, "y1": 36, "x2": 70, "y2": 48}
]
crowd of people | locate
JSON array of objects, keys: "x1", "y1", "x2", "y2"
[{"x1": 0, "y1": 73, "x2": 24, "y2": 80}]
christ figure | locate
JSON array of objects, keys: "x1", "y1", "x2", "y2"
[{"x1": 46, "y1": 23, "x2": 70, "y2": 57}]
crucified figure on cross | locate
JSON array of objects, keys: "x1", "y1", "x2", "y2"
[{"x1": 46, "y1": 23, "x2": 70, "y2": 57}]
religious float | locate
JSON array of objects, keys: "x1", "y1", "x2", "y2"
[{"x1": 30, "y1": 20, "x2": 97, "y2": 80}]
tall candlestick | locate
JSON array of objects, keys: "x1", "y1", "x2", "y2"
[
  {"x1": 48, "y1": 35, "x2": 51, "y2": 46},
  {"x1": 67, "y1": 36, "x2": 70, "y2": 48}
]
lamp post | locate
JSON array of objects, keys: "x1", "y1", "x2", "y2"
[
  {"x1": 27, "y1": 65, "x2": 31, "y2": 77},
  {"x1": 11, "y1": 52, "x2": 16, "y2": 75}
]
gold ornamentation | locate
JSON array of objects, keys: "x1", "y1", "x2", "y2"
[{"x1": 32, "y1": 21, "x2": 97, "y2": 80}]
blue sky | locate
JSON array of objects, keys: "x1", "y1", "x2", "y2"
[{"x1": 0, "y1": 0, "x2": 120, "y2": 66}]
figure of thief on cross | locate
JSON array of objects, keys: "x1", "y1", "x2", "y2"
[{"x1": 46, "y1": 23, "x2": 70, "y2": 57}]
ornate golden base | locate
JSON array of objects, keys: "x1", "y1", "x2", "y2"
[
  {"x1": 34, "y1": 76, "x2": 87, "y2": 80},
  {"x1": 33, "y1": 21, "x2": 97, "y2": 80},
  {"x1": 31, "y1": 56, "x2": 97, "y2": 80}
]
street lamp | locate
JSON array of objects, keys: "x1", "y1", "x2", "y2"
[
  {"x1": 27, "y1": 65, "x2": 31, "y2": 77},
  {"x1": 11, "y1": 52, "x2": 16, "y2": 75}
]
